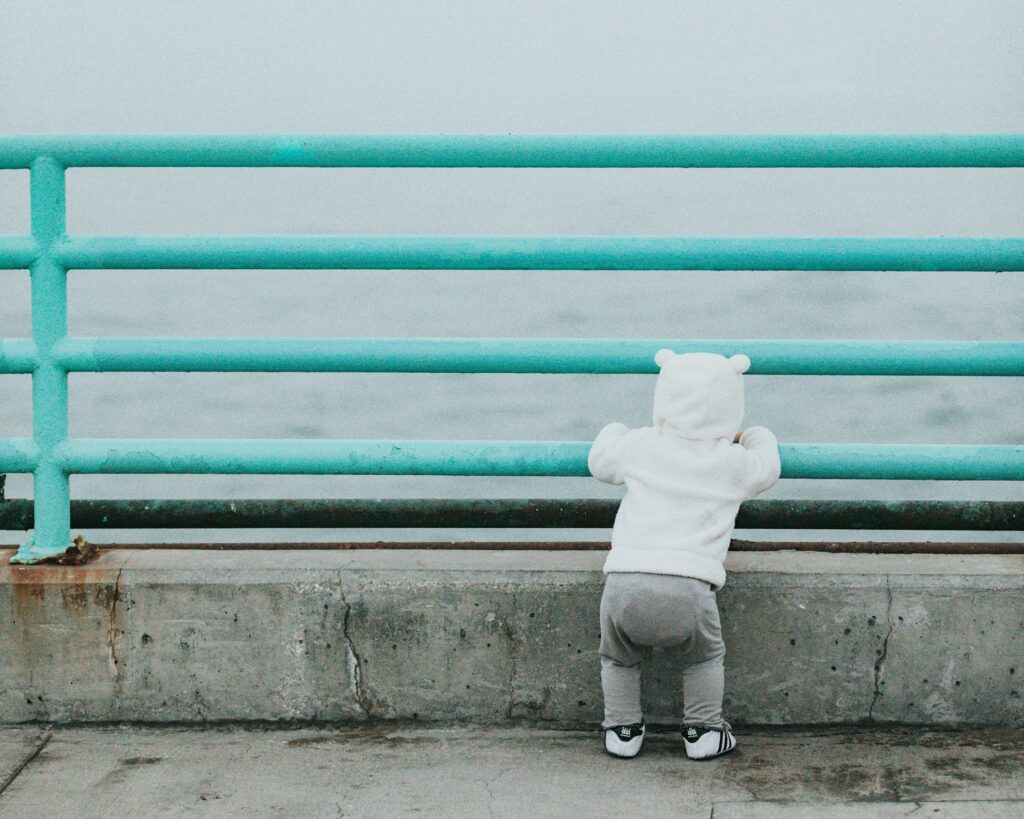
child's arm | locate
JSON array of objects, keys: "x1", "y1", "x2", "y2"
[
  {"x1": 735, "y1": 426, "x2": 782, "y2": 496},
  {"x1": 588, "y1": 422, "x2": 632, "y2": 485}
]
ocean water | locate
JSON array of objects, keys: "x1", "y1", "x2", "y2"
[{"x1": 1, "y1": 166, "x2": 1022, "y2": 544}]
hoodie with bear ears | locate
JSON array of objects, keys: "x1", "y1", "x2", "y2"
[{"x1": 588, "y1": 350, "x2": 781, "y2": 590}]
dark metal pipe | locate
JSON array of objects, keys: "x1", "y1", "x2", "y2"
[
  {"x1": 0, "y1": 497, "x2": 1021, "y2": 531},
  {"x1": 86, "y1": 540, "x2": 1024, "y2": 554}
]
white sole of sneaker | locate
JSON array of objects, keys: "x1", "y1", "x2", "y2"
[
  {"x1": 684, "y1": 731, "x2": 737, "y2": 760},
  {"x1": 604, "y1": 731, "x2": 644, "y2": 759}
]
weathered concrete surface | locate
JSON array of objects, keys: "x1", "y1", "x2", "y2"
[
  {"x1": 0, "y1": 727, "x2": 49, "y2": 793},
  {"x1": 0, "y1": 726, "x2": 1021, "y2": 817},
  {"x1": 1, "y1": 549, "x2": 1022, "y2": 725},
  {"x1": 714, "y1": 803, "x2": 1024, "y2": 818}
]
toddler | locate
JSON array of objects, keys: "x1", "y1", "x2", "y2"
[{"x1": 589, "y1": 350, "x2": 780, "y2": 759}]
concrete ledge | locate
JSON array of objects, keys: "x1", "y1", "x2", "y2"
[{"x1": 1, "y1": 549, "x2": 1022, "y2": 725}]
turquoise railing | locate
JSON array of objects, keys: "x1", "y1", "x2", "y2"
[{"x1": 1, "y1": 134, "x2": 1023, "y2": 564}]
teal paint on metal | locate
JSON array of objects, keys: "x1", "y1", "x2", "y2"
[
  {"x1": 62, "y1": 439, "x2": 593, "y2": 477},
  {"x1": 0, "y1": 439, "x2": 38, "y2": 473},
  {"x1": 11, "y1": 158, "x2": 70, "y2": 564},
  {"x1": 59, "y1": 439, "x2": 1024, "y2": 481},
  {"x1": 53, "y1": 235, "x2": 1024, "y2": 271},
  {"x1": 780, "y1": 444, "x2": 1024, "y2": 481},
  {"x1": 1, "y1": 133, "x2": 1023, "y2": 168},
  {"x1": 1, "y1": 133, "x2": 1022, "y2": 561},
  {"x1": 0, "y1": 339, "x2": 37, "y2": 374},
  {"x1": 0, "y1": 237, "x2": 37, "y2": 269},
  {"x1": 52, "y1": 337, "x2": 1024, "y2": 376}
]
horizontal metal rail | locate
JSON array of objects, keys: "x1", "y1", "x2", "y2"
[
  {"x1": 0, "y1": 235, "x2": 1021, "y2": 271},
  {"x1": 2, "y1": 133, "x2": 1023, "y2": 168},
  {"x1": 0, "y1": 340, "x2": 37, "y2": 374},
  {"x1": 0, "y1": 237, "x2": 35, "y2": 269},
  {"x1": 65, "y1": 541, "x2": 1024, "y2": 554},
  {"x1": 0, "y1": 498, "x2": 1020, "y2": 531},
  {"x1": 0, "y1": 439, "x2": 1018, "y2": 480},
  {"x1": 3, "y1": 132, "x2": 1022, "y2": 563},
  {"x1": 0, "y1": 337, "x2": 1012, "y2": 376},
  {"x1": 0, "y1": 440, "x2": 38, "y2": 473},
  {"x1": 2, "y1": 440, "x2": 1023, "y2": 480}
]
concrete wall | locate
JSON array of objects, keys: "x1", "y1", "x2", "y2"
[{"x1": 1, "y1": 549, "x2": 1022, "y2": 726}]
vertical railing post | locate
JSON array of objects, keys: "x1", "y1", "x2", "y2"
[{"x1": 11, "y1": 156, "x2": 70, "y2": 563}]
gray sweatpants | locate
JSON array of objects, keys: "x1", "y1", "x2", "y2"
[{"x1": 599, "y1": 572, "x2": 726, "y2": 728}]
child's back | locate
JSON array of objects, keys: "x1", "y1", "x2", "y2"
[{"x1": 589, "y1": 350, "x2": 780, "y2": 759}]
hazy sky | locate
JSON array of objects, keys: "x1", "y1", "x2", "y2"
[
  {"x1": 2, "y1": 1, "x2": 1022, "y2": 134},
  {"x1": 2, "y1": 1, "x2": 1022, "y2": 239}
]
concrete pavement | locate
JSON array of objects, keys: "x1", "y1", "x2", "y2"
[{"x1": 1, "y1": 725, "x2": 1022, "y2": 817}]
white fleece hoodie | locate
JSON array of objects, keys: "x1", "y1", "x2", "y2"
[{"x1": 588, "y1": 350, "x2": 781, "y2": 589}]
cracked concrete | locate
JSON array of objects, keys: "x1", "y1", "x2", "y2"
[
  {"x1": 869, "y1": 575, "x2": 895, "y2": 722},
  {"x1": 504, "y1": 591, "x2": 519, "y2": 721},
  {"x1": 338, "y1": 582, "x2": 370, "y2": 718},
  {"x1": 106, "y1": 565, "x2": 124, "y2": 683},
  {"x1": 0, "y1": 726, "x2": 1022, "y2": 817},
  {"x1": 479, "y1": 767, "x2": 507, "y2": 819},
  {"x1": 1, "y1": 550, "x2": 1022, "y2": 724},
  {"x1": 0, "y1": 727, "x2": 51, "y2": 796}
]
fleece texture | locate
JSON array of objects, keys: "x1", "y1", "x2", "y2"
[{"x1": 589, "y1": 351, "x2": 781, "y2": 589}]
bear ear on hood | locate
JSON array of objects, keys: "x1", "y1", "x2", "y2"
[
  {"x1": 654, "y1": 348, "x2": 675, "y2": 368},
  {"x1": 728, "y1": 354, "x2": 751, "y2": 374}
]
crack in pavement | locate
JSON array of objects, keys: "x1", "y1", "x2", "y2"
[
  {"x1": 0, "y1": 728, "x2": 53, "y2": 797},
  {"x1": 480, "y1": 767, "x2": 508, "y2": 819},
  {"x1": 482, "y1": 776, "x2": 497, "y2": 819}
]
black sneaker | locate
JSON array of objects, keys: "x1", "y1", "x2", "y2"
[
  {"x1": 682, "y1": 724, "x2": 736, "y2": 760},
  {"x1": 604, "y1": 721, "x2": 645, "y2": 758}
]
